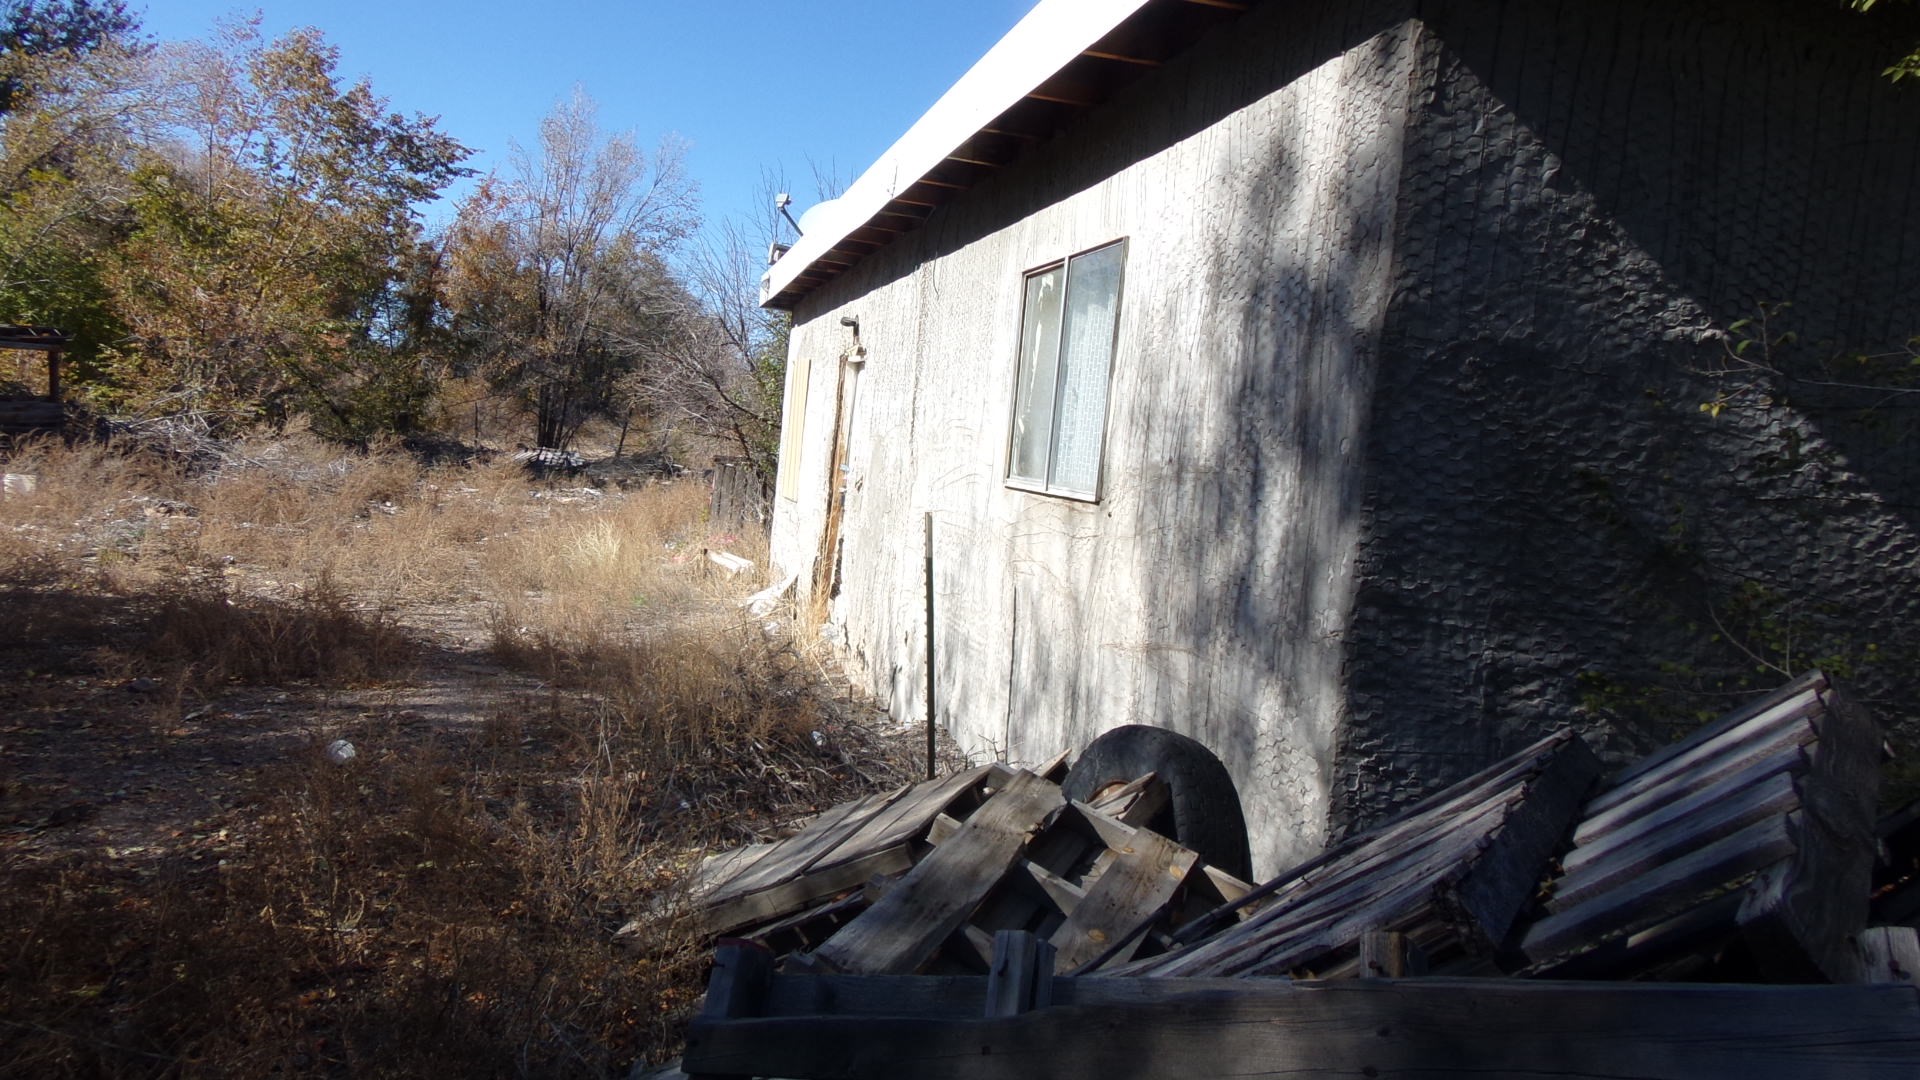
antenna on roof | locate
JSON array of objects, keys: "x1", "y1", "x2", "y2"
[{"x1": 775, "y1": 192, "x2": 804, "y2": 237}]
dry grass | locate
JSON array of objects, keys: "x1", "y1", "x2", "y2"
[{"x1": 0, "y1": 434, "x2": 914, "y2": 1078}]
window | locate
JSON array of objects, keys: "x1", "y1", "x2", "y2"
[
  {"x1": 775, "y1": 352, "x2": 811, "y2": 502},
  {"x1": 1006, "y1": 240, "x2": 1127, "y2": 499}
]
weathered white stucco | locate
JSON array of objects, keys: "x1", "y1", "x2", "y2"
[{"x1": 770, "y1": 1, "x2": 1417, "y2": 877}]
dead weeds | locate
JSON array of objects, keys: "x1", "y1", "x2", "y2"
[{"x1": 0, "y1": 434, "x2": 920, "y2": 1078}]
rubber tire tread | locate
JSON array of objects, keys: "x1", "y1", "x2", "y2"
[{"x1": 1060, "y1": 724, "x2": 1253, "y2": 882}]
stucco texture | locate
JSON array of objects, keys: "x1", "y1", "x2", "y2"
[
  {"x1": 770, "y1": 0, "x2": 1920, "y2": 873},
  {"x1": 1336, "y1": 0, "x2": 1920, "y2": 834}
]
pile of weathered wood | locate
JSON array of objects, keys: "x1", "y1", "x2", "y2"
[{"x1": 673, "y1": 670, "x2": 1920, "y2": 1079}]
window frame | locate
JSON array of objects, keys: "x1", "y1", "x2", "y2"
[
  {"x1": 775, "y1": 352, "x2": 811, "y2": 503},
  {"x1": 1002, "y1": 238, "x2": 1128, "y2": 503}
]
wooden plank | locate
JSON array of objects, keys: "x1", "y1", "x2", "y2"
[
  {"x1": 926, "y1": 812, "x2": 962, "y2": 845},
  {"x1": 1520, "y1": 812, "x2": 1799, "y2": 964},
  {"x1": 958, "y1": 924, "x2": 996, "y2": 968},
  {"x1": 1047, "y1": 820, "x2": 1197, "y2": 971},
  {"x1": 1142, "y1": 790, "x2": 1526, "y2": 975},
  {"x1": 983, "y1": 931, "x2": 1054, "y2": 1017},
  {"x1": 810, "y1": 765, "x2": 994, "y2": 875},
  {"x1": 706, "y1": 845, "x2": 914, "y2": 937},
  {"x1": 802, "y1": 770, "x2": 1065, "y2": 975},
  {"x1": 1524, "y1": 890, "x2": 1745, "y2": 980},
  {"x1": 705, "y1": 789, "x2": 905, "y2": 906},
  {"x1": 1573, "y1": 715, "x2": 1818, "y2": 846},
  {"x1": 683, "y1": 978, "x2": 1920, "y2": 1079},
  {"x1": 1139, "y1": 832, "x2": 1490, "y2": 978},
  {"x1": 1168, "y1": 730, "x2": 1582, "y2": 948},
  {"x1": 692, "y1": 842, "x2": 780, "y2": 896},
  {"x1": 1016, "y1": 858, "x2": 1085, "y2": 914},
  {"x1": 1032, "y1": 748, "x2": 1071, "y2": 784},
  {"x1": 1442, "y1": 730, "x2": 1600, "y2": 950},
  {"x1": 1564, "y1": 747, "x2": 1808, "y2": 874},
  {"x1": 1219, "y1": 788, "x2": 1519, "y2": 941},
  {"x1": 1219, "y1": 864, "x2": 1489, "y2": 978},
  {"x1": 1600, "y1": 672, "x2": 1825, "y2": 791},
  {"x1": 1852, "y1": 927, "x2": 1920, "y2": 986},
  {"x1": 969, "y1": 801, "x2": 1104, "y2": 944},
  {"x1": 1082, "y1": 772, "x2": 1164, "y2": 822},
  {"x1": 1550, "y1": 769, "x2": 1802, "y2": 912},
  {"x1": 1198, "y1": 864, "x2": 1252, "y2": 905},
  {"x1": 1582, "y1": 685, "x2": 1822, "y2": 819},
  {"x1": 751, "y1": 890, "x2": 870, "y2": 952},
  {"x1": 1738, "y1": 684, "x2": 1883, "y2": 982}
]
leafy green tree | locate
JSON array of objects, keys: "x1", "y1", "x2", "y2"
[
  {"x1": 0, "y1": 2, "x2": 145, "y2": 370},
  {"x1": 99, "y1": 18, "x2": 469, "y2": 432},
  {"x1": 441, "y1": 90, "x2": 695, "y2": 451},
  {"x1": 0, "y1": 0, "x2": 137, "y2": 113}
]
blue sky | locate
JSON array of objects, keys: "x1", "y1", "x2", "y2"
[{"x1": 134, "y1": 1, "x2": 1036, "y2": 237}]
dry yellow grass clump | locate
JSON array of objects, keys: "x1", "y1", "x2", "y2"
[{"x1": 0, "y1": 433, "x2": 918, "y2": 1078}]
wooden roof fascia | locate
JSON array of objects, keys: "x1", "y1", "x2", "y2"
[
  {"x1": 760, "y1": 0, "x2": 1169, "y2": 310},
  {"x1": 758, "y1": 0, "x2": 1263, "y2": 311},
  {"x1": 1082, "y1": 48, "x2": 1164, "y2": 67}
]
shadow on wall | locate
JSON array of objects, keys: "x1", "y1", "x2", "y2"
[
  {"x1": 1105, "y1": 15, "x2": 1413, "y2": 868},
  {"x1": 1336, "y1": 0, "x2": 1920, "y2": 832},
  {"x1": 792, "y1": 0, "x2": 1414, "y2": 864}
]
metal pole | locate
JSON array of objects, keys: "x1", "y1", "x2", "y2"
[{"x1": 924, "y1": 511, "x2": 936, "y2": 780}]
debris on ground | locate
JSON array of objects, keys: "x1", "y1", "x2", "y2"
[{"x1": 678, "y1": 670, "x2": 1920, "y2": 1078}]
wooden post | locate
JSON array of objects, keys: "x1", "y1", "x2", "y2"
[
  {"x1": 924, "y1": 511, "x2": 936, "y2": 781},
  {"x1": 45, "y1": 348, "x2": 60, "y2": 401},
  {"x1": 686, "y1": 941, "x2": 776, "y2": 1080},
  {"x1": 700, "y1": 941, "x2": 775, "y2": 1020},
  {"x1": 985, "y1": 930, "x2": 1056, "y2": 1017},
  {"x1": 1359, "y1": 931, "x2": 1428, "y2": 978}
]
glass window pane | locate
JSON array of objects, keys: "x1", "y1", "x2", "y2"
[
  {"x1": 1008, "y1": 266, "x2": 1064, "y2": 484},
  {"x1": 1048, "y1": 243, "x2": 1124, "y2": 495}
]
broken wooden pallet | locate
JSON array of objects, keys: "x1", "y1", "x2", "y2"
[
  {"x1": 787, "y1": 766, "x2": 1254, "y2": 976},
  {"x1": 1517, "y1": 670, "x2": 1881, "y2": 981},
  {"x1": 693, "y1": 748, "x2": 1256, "y2": 976},
  {"x1": 1107, "y1": 727, "x2": 1601, "y2": 978},
  {"x1": 682, "y1": 939, "x2": 1920, "y2": 1080},
  {"x1": 696, "y1": 762, "x2": 1010, "y2": 938}
]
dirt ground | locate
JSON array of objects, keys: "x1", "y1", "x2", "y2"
[{"x1": 0, "y1": 437, "x2": 936, "y2": 1078}]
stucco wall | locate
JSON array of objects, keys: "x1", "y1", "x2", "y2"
[
  {"x1": 1334, "y1": 0, "x2": 1920, "y2": 832},
  {"x1": 771, "y1": 0, "x2": 1420, "y2": 877},
  {"x1": 771, "y1": 0, "x2": 1920, "y2": 871}
]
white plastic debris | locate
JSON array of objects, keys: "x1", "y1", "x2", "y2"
[
  {"x1": 325, "y1": 739, "x2": 357, "y2": 764},
  {"x1": 742, "y1": 570, "x2": 800, "y2": 617},
  {"x1": 2, "y1": 473, "x2": 36, "y2": 498},
  {"x1": 706, "y1": 549, "x2": 754, "y2": 576}
]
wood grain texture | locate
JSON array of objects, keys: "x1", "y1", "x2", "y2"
[
  {"x1": 685, "y1": 977, "x2": 1920, "y2": 1079},
  {"x1": 1130, "y1": 730, "x2": 1593, "y2": 977},
  {"x1": 704, "y1": 790, "x2": 903, "y2": 907},
  {"x1": 804, "y1": 770, "x2": 1066, "y2": 975},
  {"x1": 1047, "y1": 818, "x2": 1197, "y2": 971},
  {"x1": 1521, "y1": 812, "x2": 1798, "y2": 963}
]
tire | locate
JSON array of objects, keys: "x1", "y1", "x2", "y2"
[{"x1": 1061, "y1": 725, "x2": 1253, "y2": 882}]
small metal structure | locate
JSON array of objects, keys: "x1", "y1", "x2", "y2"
[{"x1": 0, "y1": 325, "x2": 73, "y2": 439}]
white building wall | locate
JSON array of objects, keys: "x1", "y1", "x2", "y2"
[{"x1": 770, "y1": 1, "x2": 1417, "y2": 877}]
